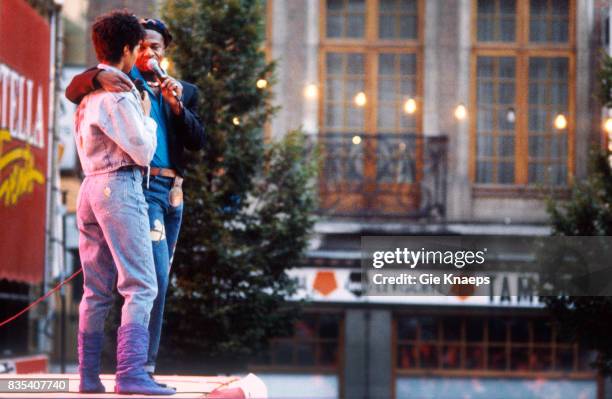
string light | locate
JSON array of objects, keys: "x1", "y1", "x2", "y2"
[
  {"x1": 256, "y1": 79, "x2": 268, "y2": 89},
  {"x1": 304, "y1": 84, "x2": 318, "y2": 99},
  {"x1": 352, "y1": 136, "x2": 362, "y2": 145},
  {"x1": 232, "y1": 117, "x2": 240, "y2": 126},
  {"x1": 604, "y1": 118, "x2": 612, "y2": 135},
  {"x1": 354, "y1": 92, "x2": 367, "y2": 107},
  {"x1": 554, "y1": 114, "x2": 567, "y2": 130},
  {"x1": 604, "y1": 110, "x2": 612, "y2": 167},
  {"x1": 454, "y1": 103, "x2": 467, "y2": 121},
  {"x1": 506, "y1": 107, "x2": 516, "y2": 123},
  {"x1": 403, "y1": 98, "x2": 417, "y2": 114},
  {"x1": 160, "y1": 58, "x2": 170, "y2": 71}
]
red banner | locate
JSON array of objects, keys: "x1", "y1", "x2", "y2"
[{"x1": 0, "y1": 0, "x2": 50, "y2": 283}]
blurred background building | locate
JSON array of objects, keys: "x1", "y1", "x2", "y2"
[
  {"x1": 2, "y1": 0, "x2": 612, "y2": 398},
  {"x1": 255, "y1": 1, "x2": 605, "y2": 398}
]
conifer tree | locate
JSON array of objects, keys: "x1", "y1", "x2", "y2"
[
  {"x1": 545, "y1": 51, "x2": 612, "y2": 375},
  {"x1": 159, "y1": 0, "x2": 318, "y2": 371}
]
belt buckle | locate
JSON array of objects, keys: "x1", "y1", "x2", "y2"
[{"x1": 169, "y1": 176, "x2": 183, "y2": 207}]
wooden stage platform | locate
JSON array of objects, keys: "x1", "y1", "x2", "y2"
[{"x1": 0, "y1": 373, "x2": 245, "y2": 398}]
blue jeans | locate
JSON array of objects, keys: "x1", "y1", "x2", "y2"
[
  {"x1": 142, "y1": 176, "x2": 183, "y2": 372},
  {"x1": 77, "y1": 168, "x2": 157, "y2": 334}
]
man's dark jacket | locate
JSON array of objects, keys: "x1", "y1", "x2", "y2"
[{"x1": 65, "y1": 67, "x2": 205, "y2": 177}]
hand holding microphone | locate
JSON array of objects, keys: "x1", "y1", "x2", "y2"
[
  {"x1": 147, "y1": 58, "x2": 183, "y2": 115},
  {"x1": 147, "y1": 59, "x2": 182, "y2": 98}
]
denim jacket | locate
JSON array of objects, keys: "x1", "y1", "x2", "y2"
[{"x1": 74, "y1": 64, "x2": 157, "y2": 176}]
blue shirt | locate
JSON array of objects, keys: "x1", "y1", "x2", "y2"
[{"x1": 130, "y1": 67, "x2": 171, "y2": 168}]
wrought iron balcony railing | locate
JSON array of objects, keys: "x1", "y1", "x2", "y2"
[{"x1": 314, "y1": 133, "x2": 448, "y2": 219}]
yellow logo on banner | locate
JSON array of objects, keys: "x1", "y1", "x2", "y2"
[{"x1": 0, "y1": 129, "x2": 45, "y2": 206}]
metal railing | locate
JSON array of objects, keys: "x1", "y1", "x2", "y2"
[{"x1": 313, "y1": 133, "x2": 448, "y2": 220}]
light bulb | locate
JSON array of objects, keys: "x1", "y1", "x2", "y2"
[
  {"x1": 604, "y1": 118, "x2": 612, "y2": 135},
  {"x1": 506, "y1": 108, "x2": 516, "y2": 123},
  {"x1": 256, "y1": 79, "x2": 268, "y2": 89},
  {"x1": 554, "y1": 114, "x2": 567, "y2": 130},
  {"x1": 304, "y1": 84, "x2": 317, "y2": 99},
  {"x1": 354, "y1": 92, "x2": 367, "y2": 107},
  {"x1": 454, "y1": 104, "x2": 467, "y2": 121},
  {"x1": 160, "y1": 58, "x2": 170, "y2": 71},
  {"x1": 404, "y1": 98, "x2": 417, "y2": 114},
  {"x1": 232, "y1": 117, "x2": 240, "y2": 126},
  {"x1": 352, "y1": 135, "x2": 362, "y2": 145}
]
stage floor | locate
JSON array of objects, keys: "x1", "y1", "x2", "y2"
[{"x1": 0, "y1": 373, "x2": 241, "y2": 398}]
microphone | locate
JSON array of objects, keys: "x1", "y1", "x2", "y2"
[
  {"x1": 147, "y1": 58, "x2": 169, "y2": 81},
  {"x1": 147, "y1": 58, "x2": 178, "y2": 99}
]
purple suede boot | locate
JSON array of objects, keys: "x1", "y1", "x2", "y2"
[
  {"x1": 78, "y1": 331, "x2": 106, "y2": 393},
  {"x1": 114, "y1": 323, "x2": 175, "y2": 395}
]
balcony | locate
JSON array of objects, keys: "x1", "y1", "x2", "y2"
[{"x1": 315, "y1": 133, "x2": 448, "y2": 220}]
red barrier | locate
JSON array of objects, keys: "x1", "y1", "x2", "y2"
[{"x1": 0, "y1": 355, "x2": 48, "y2": 374}]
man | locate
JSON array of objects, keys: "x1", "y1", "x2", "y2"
[
  {"x1": 66, "y1": 18, "x2": 205, "y2": 382},
  {"x1": 74, "y1": 10, "x2": 174, "y2": 395}
]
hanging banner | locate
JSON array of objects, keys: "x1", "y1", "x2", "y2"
[{"x1": 0, "y1": 0, "x2": 50, "y2": 283}]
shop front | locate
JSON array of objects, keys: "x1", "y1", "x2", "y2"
[{"x1": 252, "y1": 267, "x2": 601, "y2": 398}]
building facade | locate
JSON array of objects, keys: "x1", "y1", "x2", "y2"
[{"x1": 252, "y1": 1, "x2": 608, "y2": 398}]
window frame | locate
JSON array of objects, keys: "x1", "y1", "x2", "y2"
[
  {"x1": 319, "y1": 0, "x2": 425, "y2": 136},
  {"x1": 469, "y1": 0, "x2": 576, "y2": 189},
  {"x1": 392, "y1": 313, "x2": 597, "y2": 380},
  {"x1": 319, "y1": 0, "x2": 426, "y2": 213}
]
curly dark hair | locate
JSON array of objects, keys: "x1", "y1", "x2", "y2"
[{"x1": 92, "y1": 10, "x2": 145, "y2": 64}]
